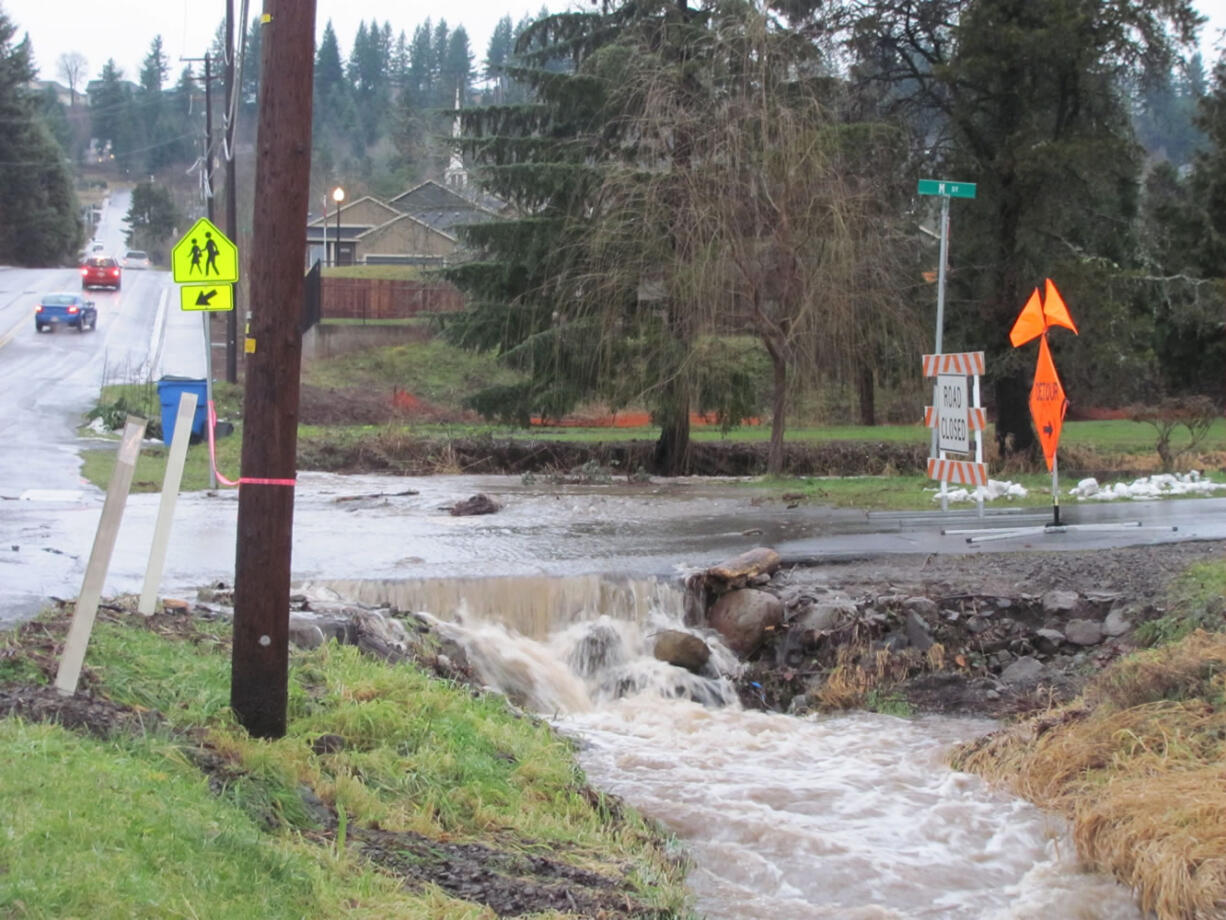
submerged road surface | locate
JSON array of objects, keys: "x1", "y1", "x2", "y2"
[{"x1": 2, "y1": 469, "x2": 1225, "y2": 626}]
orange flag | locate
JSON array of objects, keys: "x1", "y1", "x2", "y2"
[
  {"x1": 1009, "y1": 287, "x2": 1046, "y2": 347},
  {"x1": 1042, "y1": 278, "x2": 1078, "y2": 334}
]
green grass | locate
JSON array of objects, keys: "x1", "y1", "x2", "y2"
[
  {"x1": 0, "y1": 717, "x2": 422, "y2": 920},
  {"x1": 1133, "y1": 560, "x2": 1226, "y2": 647},
  {"x1": 302, "y1": 339, "x2": 521, "y2": 403},
  {"x1": 323, "y1": 265, "x2": 436, "y2": 281},
  {"x1": 0, "y1": 611, "x2": 693, "y2": 918},
  {"x1": 81, "y1": 381, "x2": 245, "y2": 494}
]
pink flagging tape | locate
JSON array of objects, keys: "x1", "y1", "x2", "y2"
[
  {"x1": 924, "y1": 407, "x2": 988, "y2": 430},
  {"x1": 207, "y1": 402, "x2": 296, "y2": 487},
  {"x1": 927, "y1": 458, "x2": 989, "y2": 486},
  {"x1": 921, "y1": 352, "x2": 986, "y2": 377},
  {"x1": 207, "y1": 401, "x2": 241, "y2": 487}
]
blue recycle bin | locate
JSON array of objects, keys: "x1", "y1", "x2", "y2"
[{"x1": 157, "y1": 376, "x2": 208, "y2": 446}]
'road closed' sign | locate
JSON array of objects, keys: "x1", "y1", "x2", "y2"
[{"x1": 937, "y1": 374, "x2": 970, "y2": 453}]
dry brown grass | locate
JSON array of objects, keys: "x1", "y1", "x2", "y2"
[
  {"x1": 812, "y1": 643, "x2": 938, "y2": 710},
  {"x1": 952, "y1": 630, "x2": 1226, "y2": 919}
]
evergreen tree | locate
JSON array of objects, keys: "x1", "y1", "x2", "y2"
[
  {"x1": 485, "y1": 15, "x2": 514, "y2": 99},
  {"x1": 846, "y1": 0, "x2": 1202, "y2": 454},
  {"x1": 0, "y1": 11, "x2": 80, "y2": 264},
  {"x1": 431, "y1": 20, "x2": 451, "y2": 107},
  {"x1": 124, "y1": 180, "x2": 181, "y2": 261},
  {"x1": 240, "y1": 14, "x2": 262, "y2": 113},
  {"x1": 406, "y1": 21, "x2": 435, "y2": 109},
  {"x1": 313, "y1": 21, "x2": 353, "y2": 144},
  {"x1": 137, "y1": 36, "x2": 171, "y2": 171},
  {"x1": 442, "y1": 26, "x2": 473, "y2": 104},
  {"x1": 447, "y1": 1, "x2": 765, "y2": 472},
  {"x1": 89, "y1": 59, "x2": 137, "y2": 171},
  {"x1": 348, "y1": 20, "x2": 393, "y2": 144}
]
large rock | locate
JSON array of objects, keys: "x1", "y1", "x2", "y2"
[
  {"x1": 351, "y1": 609, "x2": 411, "y2": 661},
  {"x1": 904, "y1": 610, "x2": 934, "y2": 652},
  {"x1": 706, "y1": 548, "x2": 782, "y2": 587},
  {"x1": 1064, "y1": 618, "x2": 1103, "y2": 646},
  {"x1": 706, "y1": 588, "x2": 784, "y2": 657},
  {"x1": 1000, "y1": 656, "x2": 1045, "y2": 687},
  {"x1": 903, "y1": 597, "x2": 939, "y2": 619},
  {"x1": 450, "y1": 493, "x2": 501, "y2": 516},
  {"x1": 568, "y1": 621, "x2": 626, "y2": 677},
  {"x1": 1042, "y1": 590, "x2": 1081, "y2": 615},
  {"x1": 652, "y1": 630, "x2": 711, "y2": 673},
  {"x1": 1102, "y1": 608, "x2": 1133, "y2": 637},
  {"x1": 288, "y1": 615, "x2": 325, "y2": 650},
  {"x1": 1034, "y1": 628, "x2": 1065, "y2": 655}
]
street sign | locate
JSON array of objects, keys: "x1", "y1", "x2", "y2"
[
  {"x1": 1029, "y1": 336, "x2": 1067, "y2": 471},
  {"x1": 171, "y1": 217, "x2": 239, "y2": 284},
  {"x1": 936, "y1": 374, "x2": 970, "y2": 453},
  {"x1": 917, "y1": 179, "x2": 977, "y2": 199},
  {"x1": 180, "y1": 283, "x2": 234, "y2": 312}
]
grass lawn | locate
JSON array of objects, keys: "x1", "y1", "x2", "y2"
[
  {"x1": 77, "y1": 333, "x2": 1226, "y2": 499},
  {"x1": 0, "y1": 608, "x2": 692, "y2": 919}
]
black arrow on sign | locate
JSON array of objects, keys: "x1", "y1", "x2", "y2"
[
  {"x1": 1043, "y1": 423, "x2": 1054, "y2": 436},
  {"x1": 195, "y1": 289, "x2": 217, "y2": 307}
]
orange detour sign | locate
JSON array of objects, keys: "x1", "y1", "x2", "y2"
[{"x1": 1029, "y1": 336, "x2": 1067, "y2": 471}]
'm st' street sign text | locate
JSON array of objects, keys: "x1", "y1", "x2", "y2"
[{"x1": 917, "y1": 179, "x2": 977, "y2": 199}]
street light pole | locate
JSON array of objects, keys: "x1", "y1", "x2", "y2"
[{"x1": 332, "y1": 186, "x2": 344, "y2": 266}]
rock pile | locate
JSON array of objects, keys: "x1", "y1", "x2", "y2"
[{"x1": 688, "y1": 547, "x2": 1145, "y2": 717}]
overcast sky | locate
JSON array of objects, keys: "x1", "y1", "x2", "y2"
[
  {"x1": 6, "y1": 0, "x2": 1226, "y2": 88},
  {"x1": 5, "y1": 0, "x2": 580, "y2": 86}
]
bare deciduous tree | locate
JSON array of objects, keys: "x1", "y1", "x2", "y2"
[
  {"x1": 578, "y1": 5, "x2": 922, "y2": 473},
  {"x1": 56, "y1": 51, "x2": 87, "y2": 107}
]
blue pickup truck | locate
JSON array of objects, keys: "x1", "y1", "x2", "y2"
[{"x1": 35, "y1": 292, "x2": 97, "y2": 332}]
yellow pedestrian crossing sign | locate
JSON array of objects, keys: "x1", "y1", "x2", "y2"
[{"x1": 171, "y1": 217, "x2": 238, "y2": 284}]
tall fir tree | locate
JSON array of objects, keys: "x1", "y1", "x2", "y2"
[{"x1": 0, "y1": 11, "x2": 80, "y2": 264}]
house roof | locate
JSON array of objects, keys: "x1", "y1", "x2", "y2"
[
  {"x1": 306, "y1": 195, "x2": 398, "y2": 228},
  {"x1": 355, "y1": 211, "x2": 458, "y2": 245},
  {"x1": 388, "y1": 180, "x2": 505, "y2": 230}
]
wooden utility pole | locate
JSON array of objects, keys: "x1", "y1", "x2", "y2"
[
  {"x1": 224, "y1": 0, "x2": 239, "y2": 384},
  {"x1": 204, "y1": 53, "x2": 214, "y2": 222},
  {"x1": 230, "y1": 0, "x2": 316, "y2": 739}
]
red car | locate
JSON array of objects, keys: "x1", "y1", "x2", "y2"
[{"x1": 81, "y1": 256, "x2": 121, "y2": 291}]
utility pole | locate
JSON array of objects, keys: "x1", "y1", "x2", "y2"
[
  {"x1": 230, "y1": 0, "x2": 316, "y2": 739},
  {"x1": 204, "y1": 54, "x2": 214, "y2": 222},
  {"x1": 223, "y1": 0, "x2": 239, "y2": 384},
  {"x1": 182, "y1": 51, "x2": 219, "y2": 490}
]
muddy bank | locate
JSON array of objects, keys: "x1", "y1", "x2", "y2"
[
  {"x1": 296, "y1": 433, "x2": 933, "y2": 477},
  {"x1": 701, "y1": 540, "x2": 1226, "y2": 718}
]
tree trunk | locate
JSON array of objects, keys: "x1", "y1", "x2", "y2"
[
  {"x1": 768, "y1": 352, "x2": 787, "y2": 474},
  {"x1": 994, "y1": 372, "x2": 1037, "y2": 457},
  {"x1": 857, "y1": 360, "x2": 876, "y2": 427},
  {"x1": 653, "y1": 404, "x2": 692, "y2": 476}
]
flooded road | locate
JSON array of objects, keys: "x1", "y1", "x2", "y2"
[
  {"x1": 4, "y1": 470, "x2": 1224, "y2": 627},
  {"x1": 304, "y1": 575, "x2": 1146, "y2": 920}
]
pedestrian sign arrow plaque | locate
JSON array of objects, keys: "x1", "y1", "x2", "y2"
[
  {"x1": 180, "y1": 283, "x2": 234, "y2": 312},
  {"x1": 171, "y1": 217, "x2": 239, "y2": 284},
  {"x1": 917, "y1": 178, "x2": 977, "y2": 199}
]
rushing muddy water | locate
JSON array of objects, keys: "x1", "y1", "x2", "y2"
[{"x1": 318, "y1": 574, "x2": 1146, "y2": 918}]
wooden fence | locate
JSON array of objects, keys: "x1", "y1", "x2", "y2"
[{"x1": 322, "y1": 278, "x2": 464, "y2": 321}]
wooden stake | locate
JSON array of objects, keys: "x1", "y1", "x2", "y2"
[
  {"x1": 55, "y1": 417, "x2": 147, "y2": 696},
  {"x1": 138, "y1": 392, "x2": 197, "y2": 615}
]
